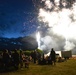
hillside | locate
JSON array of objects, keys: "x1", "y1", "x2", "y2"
[{"x1": 0, "y1": 36, "x2": 38, "y2": 50}]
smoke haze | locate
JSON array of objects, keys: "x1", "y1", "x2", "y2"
[{"x1": 34, "y1": 0, "x2": 76, "y2": 54}]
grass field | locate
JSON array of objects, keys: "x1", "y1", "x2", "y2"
[{"x1": 0, "y1": 59, "x2": 76, "y2": 75}]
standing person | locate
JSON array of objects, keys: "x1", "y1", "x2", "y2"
[
  {"x1": 50, "y1": 48, "x2": 56, "y2": 65},
  {"x1": 33, "y1": 50, "x2": 37, "y2": 64},
  {"x1": 0, "y1": 52, "x2": 3, "y2": 70},
  {"x1": 12, "y1": 49, "x2": 19, "y2": 70},
  {"x1": 37, "y1": 51, "x2": 41, "y2": 64},
  {"x1": 2, "y1": 49, "x2": 10, "y2": 71},
  {"x1": 19, "y1": 50, "x2": 23, "y2": 68},
  {"x1": 21, "y1": 52, "x2": 30, "y2": 68}
]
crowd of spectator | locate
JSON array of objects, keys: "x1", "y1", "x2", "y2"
[{"x1": 0, "y1": 48, "x2": 56, "y2": 72}]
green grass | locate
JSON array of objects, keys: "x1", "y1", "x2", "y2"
[{"x1": 1, "y1": 59, "x2": 76, "y2": 75}]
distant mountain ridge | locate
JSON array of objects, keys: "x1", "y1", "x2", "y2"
[{"x1": 0, "y1": 36, "x2": 38, "y2": 50}]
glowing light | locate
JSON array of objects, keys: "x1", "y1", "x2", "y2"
[
  {"x1": 36, "y1": 32, "x2": 41, "y2": 49},
  {"x1": 55, "y1": 0, "x2": 60, "y2": 6},
  {"x1": 32, "y1": 0, "x2": 76, "y2": 52},
  {"x1": 38, "y1": 2, "x2": 76, "y2": 40},
  {"x1": 45, "y1": 0, "x2": 53, "y2": 9},
  {"x1": 72, "y1": 3, "x2": 76, "y2": 20},
  {"x1": 38, "y1": 8, "x2": 59, "y2": 27},
  {"x1": 37, "y1": 0, "x2": 76, "y2": 51}
]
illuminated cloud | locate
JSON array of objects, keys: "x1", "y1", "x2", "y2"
[{"x1": 36, "y1": 0, "x2": 76, "y2": 54}]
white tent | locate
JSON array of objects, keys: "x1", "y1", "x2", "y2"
[{"x1": 44, "y1": 51, "x2": 62, "y2": 57}]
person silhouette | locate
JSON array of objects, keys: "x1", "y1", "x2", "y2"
[
  {"x1": 12, "y1": 49, "x2": 19, "y2": 70},
  {"x1": 50, "y1": 48, "x2": 56, "y2": 65}
]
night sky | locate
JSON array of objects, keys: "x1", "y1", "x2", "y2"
[
  {"x1": 0, "y1": 0, "x2": 39, "y2": 38},
  {"x1": 1, "y1": 0, "x2": 76, "y2": 53}
]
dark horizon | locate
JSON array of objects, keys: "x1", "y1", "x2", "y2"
[{"x1": 0, "y1": 36, "x2": 38, "y2": 50}]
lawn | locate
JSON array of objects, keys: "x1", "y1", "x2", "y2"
[{"x1": 0, "y1": 59, "x2": 76, "y2": 75}]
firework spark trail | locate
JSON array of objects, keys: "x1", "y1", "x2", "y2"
[
  {"x1": 36, "y1": 32, "x2": 41, "y2": 49},
  {"x1": 33, "y1": 0, "x2": 76, "y2": 53}
]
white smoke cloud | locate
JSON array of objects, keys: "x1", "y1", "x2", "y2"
[
  {"x1": 40, "y1": 36, "x2": 58, "y2": 51},
  {"x1": 45, "y1": 0, "x2": 53, "y2": 9},
  {"x1": 36, "y1": 0, "x2": 76, "y2": 54},
  {"x1": 64, "y1": 40, "x2": 75, "y2": 50}
]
